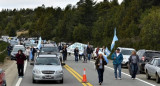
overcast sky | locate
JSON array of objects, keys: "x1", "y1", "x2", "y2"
[{"x1": 0, "y1": 0, "x2": 123, "y2": 10}]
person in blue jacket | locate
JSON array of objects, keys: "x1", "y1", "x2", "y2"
[{"x1": 111, "y1": 48, "x2": 123, "y2": 80}]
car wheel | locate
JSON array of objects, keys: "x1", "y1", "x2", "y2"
[
  {"x1": 146, "y1": 70, "x2": 151, "y2": 79},
  {"x1": 32, "y1": 78, "x2": 36, "y2": 83},
  {"x1": 156, "y1": 73, "x2": 160, "y2": 83},
  {"x1": 59, "y1": 78, "x2": 63, "y2": 84}
]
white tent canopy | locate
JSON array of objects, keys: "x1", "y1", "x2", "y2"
[{"x1": 67, "y1": 42, "x2": 87, "y2": 55}]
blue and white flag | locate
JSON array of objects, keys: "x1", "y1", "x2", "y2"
[
  {"x1": 30, "y1": 40, "x2": 35, "y2": 44},
  {"x1": 29, "y1": 51, "x2": 33, "y2": 60},
  {"x1": 37, "y1": 37, "x2": 42, "y2": 50},
  {"x1": 111, "y1": 28, "x2": 118, "y2": 50},
  {"x1": 98, "y1": 50, "x2": 109, "y2": 63},
  {"x1": 105, "y1": 47, "x2": 111, "y2": 56}
]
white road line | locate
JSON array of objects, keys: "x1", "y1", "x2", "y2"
[
  {"x1": 15, "y1": 60, "x2": 28, "y2": 86},
  {"x1": 90, "y1": 61, "x2": 156, "y2": 86}
]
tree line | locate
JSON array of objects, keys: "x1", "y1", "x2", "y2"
[{"x1": 0, "y1": 0, "x2": 160, "y2": 50}]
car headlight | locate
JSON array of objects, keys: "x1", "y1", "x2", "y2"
[
  {"x1": 33, "y1": 69, "x2": 41, "y2": 74},
  {"x1": 56, "y1": 70, "x2": 63, "y2": 74}
]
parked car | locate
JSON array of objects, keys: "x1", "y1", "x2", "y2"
[
  {"x1": 0, "y1": 69, "x2": 6, "y2": 86},
  {"x1": 145, "y1": 57, "x2": 160, "y2": 83},
  {"x1": 31, "y1": 54, "x2": 63, "y2": 83},
  {"x1": 137, "y1": 50, "x2": 160, "y2": 73},
  {"x1": 118, "y1": 47, "x2": 135, "y2": 67},
  {"x1": 25, "y1": 43, "x2": 37, "y2": 48},
  {"x1": 11, "y1": 45, "x2": 25, "y2": 60},
  {"x1": 10, "y1": 40, "x2": 18, "y2": 47},
  {"x1": 39, "y1": 44, "x2": 63, "y2": 64}
]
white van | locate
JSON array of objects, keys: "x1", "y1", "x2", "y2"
[{"x1": 118, "y1": 47, "x2": 135, "y2": 67}]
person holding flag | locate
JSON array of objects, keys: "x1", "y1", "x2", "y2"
[
  {"x1": 30, "y1": 46, "x2": 36, "y2": 61},
  {"x1": 111, "y1": 48, "x2": 123, "y2": 80},
  {"x1": 95, "y1": 52, "x2": 107, "y2": 85}
]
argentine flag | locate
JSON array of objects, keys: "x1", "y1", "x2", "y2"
[
  {"x1": 37, "y1": 37, "x2": 42, "y2": 50},
  {"x1": 111, "y1": 28, "x2": 118, "y2": 50},
  {"x1": 105, "y1": 47, "x2": 111, "y2": 56}
]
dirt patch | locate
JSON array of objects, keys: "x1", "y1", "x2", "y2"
[
  {"x1": 0, "y1": 57, "x2": 14, "y2": 70},
  {"x1": 17, "y1": 30, "x2": 28, "y2": 36}
]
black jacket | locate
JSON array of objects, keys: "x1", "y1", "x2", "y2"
[
  {"x1": 62, "y1": 48, "x2": 67, "y2": 55},
  {"x1": 74, "y1": 49, "x2": 79, "y2": 56},
  {"x1": 30, "y1": 48, "x2": 36, "y2": 55},
  {"x1": 87, "y1": 46, "x2": 92, "y2": 54},
  {"x1": 95, "y1": 58, "x2": 107, "y2": 70}
]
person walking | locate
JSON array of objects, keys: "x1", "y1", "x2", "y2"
[
  {"x1": 62, "y1": 45, "x2": 67, "y2": 62},
  {"x1": 15, "y1": 50, "x2": 26, "y2": 78},
  {"x1": 74, "y1": 47, "x2": 79, "y2": 62},
  {"x1": 30, "y1": 46, "x2": 36, "y2": 61},
  {"x1": 96, "y1": 47, "x2": 100, "y2": 57},
  {"x1": 25, "y1": 47, "x2": 30, "y2": 61},
  {"x1": 83, "y1": 46, "x2": 87, "y2": 63},
  {"x1": 111, "y1": 48, "x2": 123, "y2": 80},
  {"x1": 87, "y1": 45, "x2": 92, "y2": 61},
  {"x1": 128, "y1": 51, "x2": 140, "y2": 80},
  {"x1": 95, "y1": 52, "x2": 107, "y2": 85},
  {"x1": 7, "y1": 45, "x2": 12, "y2": 56},
  {"x1": 102, "y1": 46, "x2": 105, "y2": 54}
]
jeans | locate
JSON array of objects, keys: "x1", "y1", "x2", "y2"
[
  {"x1": 75, "y1": 55, "x2": 78, "y2": 62},
  {"x1": 97, "y1": 69, "x2": 104, "y2": 83},
  {"x1": 63, "y1": 54, "x2": 67, "y2": 61},
  {"x1": 131, "y1": 63, "x2": 138, "y2": 78},
  {"x1": 88, "y1": 54, "x2": 91, "y2": 61},
  {"x1": 26, "y1": 56, "x2": 29, "y2": 61},
  {"x1": 17, "y1": 64, "x2": 24, "y2": 76},
  {"x1": 83, "y1": 55, "x2": 87, "y2": 62},
  {"x1": 114, "y1": 64, "x2": 121, "y2": 78},
  {"x1": 8, "y1": 51, "x2": 11, "y2": 56},
  {"x1": 31, "y1": 53, "x2": 35, "y2": 61}
]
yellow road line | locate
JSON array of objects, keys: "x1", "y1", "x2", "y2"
[
  {"x1": 64, "y1": 65, "x2": 87, "y2": 86},
  {"x1": 65, "y1": 65, "x2": 93, "y2": 86}
]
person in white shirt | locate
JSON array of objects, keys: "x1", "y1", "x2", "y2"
[{"x1": 25, "y1": 47, "x2": 30, "y2": 61}]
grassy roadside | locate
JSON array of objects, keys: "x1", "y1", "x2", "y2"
[{"x1": 0, "y1": 41, "x2": 9, "y2": 62}]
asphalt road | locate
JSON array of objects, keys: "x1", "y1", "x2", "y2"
[{"x1": 19, "y1": 55, "x2": 158, "y2": 86}]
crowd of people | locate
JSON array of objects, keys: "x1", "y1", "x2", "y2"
[
  {"x1": 7, "y1": 42, "x2": 140, "y2": 85},
  {"x1": 60, "y1": 44, "x2": 140, "y2": 85}
]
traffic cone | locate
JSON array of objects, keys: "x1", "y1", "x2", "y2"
[{"x1": 82, "y1": 68, "x2": 87, "y2": 83}]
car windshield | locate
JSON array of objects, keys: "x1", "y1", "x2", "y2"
[
  {"x1": 121, "y1": 50, "x2": 133, "y2": 55},
  {"x1": 35, "y1": 57, "x2": 60, "y2": 65},
  {"x1": 13, "y1": 48, "x2": 25, "y2": 52},
  {"x1": 41, "y1": 47, "x2": 58, "y2": 52},
  {"x1": 26, "y1": 44, "x2": 37, "y2": 47},
  {"x1": 146, "y1": 52, "x2": 160, "y2": 58}
]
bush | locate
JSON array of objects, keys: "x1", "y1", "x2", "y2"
[
  {"x1": 0, "y1": 41, "x2": 9, "y2": 52},
  {"x1": 0, "y1": 51, "x2": 7, "y2": 63},
  {"x1": 0, "y1": 41, "x2": 9, "y2": 62}
]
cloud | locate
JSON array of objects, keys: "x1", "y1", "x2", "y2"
[{"x1": 0, "y1": 0, "x2": 123, "y2": 10}]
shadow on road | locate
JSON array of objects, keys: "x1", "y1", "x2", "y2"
[{"x1": 34, "y1": 81, "x2": 62, "y2": 84}]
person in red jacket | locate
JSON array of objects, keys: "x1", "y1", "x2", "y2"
[{"x1": 16, "y1": 50, "x2": 26, "y2": 78}]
